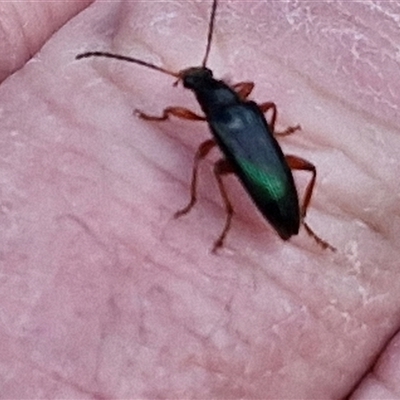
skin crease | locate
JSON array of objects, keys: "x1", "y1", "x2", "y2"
[
  {"x1": 0, "y1": 1, "x2": 92, "y2": 82},
  {"x1": 1, "y1": 0, "x2": 400, "y2": 398}
]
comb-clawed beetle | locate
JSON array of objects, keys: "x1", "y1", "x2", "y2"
[{"x1": 76, "y1": 0, "x2": 335, "y2": 253}]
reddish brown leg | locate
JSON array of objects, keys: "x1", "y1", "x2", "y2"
[
  {"x1": 258, "y1": 102, "x2": 278, "y2": 131},
  {"x1": 232, "y1": 81, "x2": 255, "y2": 100},
  {"x1": 274, "y1": 124, "x2": 301, "y2": 137},
  {"x1": 258, "y1": 102, "x2": 301, "y2": 136},
  {"x1": 174, "y1": 139, "x2": 216, "y2": 218},
  {"x1": 285, "y1": 155, "x2": 316, "y2": 218},
  {"x1": 212, "y1": 159, "x2": 235, "y2": 253},
  {"x1": 135, "y1": 106, "x2": 205, "y2": 121},
  {"x1": 285, "y1": 154, "x2": 336, "y2": 252}
]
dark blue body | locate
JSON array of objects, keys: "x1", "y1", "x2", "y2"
[{"x1": 182, "y1": 67, "x2": 300, "y2": 240}]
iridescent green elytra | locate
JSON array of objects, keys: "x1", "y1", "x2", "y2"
[{"x1": 203, "y1": 98, "x2": 300, "y2": 241}]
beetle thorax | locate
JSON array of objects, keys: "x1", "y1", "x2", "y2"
[{"x1": 180, "y1": 67, "x2": 240, "y2": 115}]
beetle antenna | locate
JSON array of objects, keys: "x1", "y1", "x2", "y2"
[
  {"x1": 75, "y1": 51, "x2": 180, "y2": 79},
  {"x1": 201, "y1": 0, "x2": 218, "y2": 67}
]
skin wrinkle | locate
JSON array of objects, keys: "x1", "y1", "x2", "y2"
[
  {"x1": 0, "y1": 5, "x2": 21, "y2": 69},
  {"x1": 15, "y1": 5, "x2": 32, "y2": 58},
  {"x1": 347, "y1": 324, "x2": 400, "y2": 398},
  {"x1": 0, "y1": 1, "x2": 92, "y2": 81}
]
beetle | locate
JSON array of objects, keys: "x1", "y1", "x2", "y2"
[{"x1": 76, "y1": 0, "x2": 335, "y2": 252}]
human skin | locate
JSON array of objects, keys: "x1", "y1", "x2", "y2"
[{"x1": 1, "y1": 1, "x2": 400, "y2": 398}]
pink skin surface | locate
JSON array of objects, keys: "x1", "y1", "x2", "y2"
[
  {"x1": 0, "y1": 1, "x2": 92, "y2": 82},
  {"x1": 1, "y1": 1, "x2": 400, "y2": 398}
]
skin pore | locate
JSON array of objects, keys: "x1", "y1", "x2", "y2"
[{"x1": 1, "y1": 1, "x2": 400, "y2": 398}]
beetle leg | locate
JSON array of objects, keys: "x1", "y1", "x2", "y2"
[
  {"x1": 135, "y1": 106, "x2": 205, "y2": 121},
  {"x1": 258, "y1": 102, "x2": 278, "y2": 131},
  {"x1": 212, "y1": 159, "x2": 235, "y2": 252},
  {"x1": 232, "y1": 81, "x2": 255, "y2": 100},
  {"x1": 274, "y1": 124, "x2": 301, "y2": 137},
  {"x1": 285, "y1": 154, "x2": 336, "y2": 252},
  {"x1": 174, "y1": 139, "x2": 216, "y2": 218},
  {"x1": 285, "y1": 155, "x2": 316, "y2": 217},
  {"x1": 258, "y1": 102, "x2": 301, "y2": 137}
]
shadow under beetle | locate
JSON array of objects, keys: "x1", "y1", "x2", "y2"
[{"x1": 76, "y1": 0, "x2": 336, "y2": 253}]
